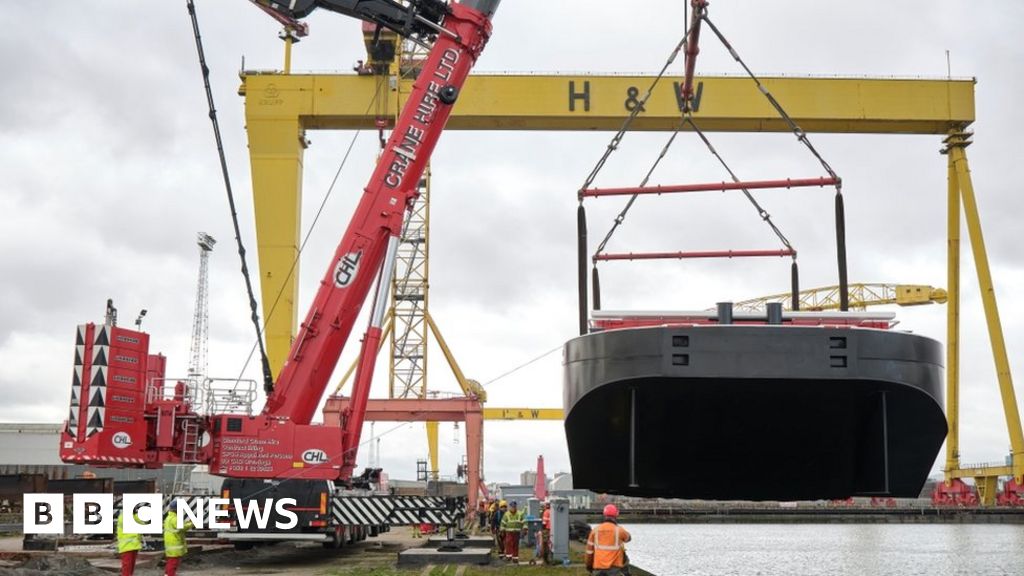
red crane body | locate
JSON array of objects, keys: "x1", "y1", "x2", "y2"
[{"x1": 60, "y1": 0, "x2": 499, "y2": 484}]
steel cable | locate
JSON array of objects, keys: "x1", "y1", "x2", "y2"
[
  {"x1": 576, "y1": 14, "x2": 704, "y2": 201},
  {"x1": 576, "y1": 11, "x2": 704, "y2": 332},
  {"x1": 701, "y1": 13, "x2": 848, "y2": 308},
  {"x1": 684, "y1": 116, "x2": 797, "y2": 255},
  {"x1": 480, "y1": 344, "x2": 563, "y2": 388},
  {"x1": 186, "y1": 0, "x2": 275, "y2": 394},
  {"x1": 701, "y1": 15, "x2": 840, "y2": 184},
  {"x1": 593, "y1": 127, "x2": 685, "y2": 256}
]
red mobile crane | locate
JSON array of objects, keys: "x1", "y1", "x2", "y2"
[{"x1": 60, "y1": 0, "x2": 501, "y2": 542}]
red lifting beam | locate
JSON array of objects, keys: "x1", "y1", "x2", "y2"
[
  {"x1": 680, "y1": 0, "x2": 708, "y2": 112},
  {"x1": 595, "y1": 249, "x2": 796, "y2": 261},
  {"x1": 582, "y1": 177, "x2": 839, "y2": 198}
]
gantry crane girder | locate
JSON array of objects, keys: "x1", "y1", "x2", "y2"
[
  {"x1": 241, "y1": 72, "x2": 976, "y2": 375},
  {"x1": 483, "y1": 408, "x2": 563, "y2": 420},
  {"x1": 243, "y1": 74, "x2": 975, "y2": 133}
]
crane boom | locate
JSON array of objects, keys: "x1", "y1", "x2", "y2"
[
  {"x1": 262, "y1": 1, "x2": 495, "y2": 426},
  {"x1": 60, "y1": 0, "x2": 502, "y2": 484}
]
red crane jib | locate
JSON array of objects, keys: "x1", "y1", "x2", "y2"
[
  {"x1": 261, "y1": 3, "x2": 493, "y2": 427},
  {"x1": 59, "y1": 2, "x2": 496, "y2": 481}
]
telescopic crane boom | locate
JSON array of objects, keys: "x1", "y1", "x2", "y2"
[{"x1": 60, "y1": 0, "x2": 502, "y2": 485}]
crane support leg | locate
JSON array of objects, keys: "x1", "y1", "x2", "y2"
[
  {"x1": 974, "y1": 475, "x2": 1000, "y2": 507},
  {"x1": 944, "y1": 148, "x2": 961, "y2": 476},
  {"x1": 426, "y1": 421, "x2": 439, "y2": 480},
  {"x1": 247, "y1": 116, "x2": 305, "y2": 378},
  {"x1": 425, "y1": 313, "x2": 479, "y2": 400},
  {"x1": 466, "y1": 410, "x2": 483, "y2": 515},
  {"x1": 947, "y1": 132, "x2": 1024, "y2": 483}
]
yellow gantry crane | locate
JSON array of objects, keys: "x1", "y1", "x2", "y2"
[
  {"x1": 241, "y1": 72, "x2": 975, "y2": 376},
  {"x1": 241, "y1": 15, "x2": 1021, "y2": 503}
]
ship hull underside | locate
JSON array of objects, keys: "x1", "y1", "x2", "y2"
[{"x1": 564, "y1": 326, "x2": 946, "y2": 501}]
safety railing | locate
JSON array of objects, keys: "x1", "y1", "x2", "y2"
[
  {"x1": 146, "y1": 377, "x2": 202, "y2": 408},
  {"x1": 205, "y1": 378, "x2": 258, "y2": 416}
]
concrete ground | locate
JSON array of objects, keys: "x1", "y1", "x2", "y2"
[
  {"x1": 0, "y1": 530, "x2": 411, "y2": 575},
  {"x1": 0, "y1": 530, "x2": 596, "y2": 576}
]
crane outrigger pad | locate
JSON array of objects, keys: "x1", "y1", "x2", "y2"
[{"x1": 563, "y1": 324, "x2": 946, "y2": 501}]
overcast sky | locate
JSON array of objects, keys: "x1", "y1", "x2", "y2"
[{"x1": 1, "y1": 1, "x2": 1022, "y2": 488}]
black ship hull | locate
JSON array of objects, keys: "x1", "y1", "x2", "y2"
[{"x1": 563, "y1": 325, "x2": 946, "y2": 501}]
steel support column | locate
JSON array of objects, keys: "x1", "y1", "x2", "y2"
[
  {"x1": 947, "y1": 133, "x2": 1024, "y2": 484},
  {"x1": 246, "y1": 116, "x2": 305, "y2": 377},
  {"x1": 425, "y1": 420, "x2": 439, "y2": 481},
  {"x1": 944, "y1": 148, "x2": 961, "y2": 477}
]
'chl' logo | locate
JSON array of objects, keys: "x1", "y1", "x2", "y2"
[
  {"x1": 333, "y1": 251, "x2": 362, "y2": 288},
  {"x1": 112, "y1": 433, "x2": 133, "y2": 449},
  {"x1": 302, "y1": 449, "x2": 328, "y2": 464}
]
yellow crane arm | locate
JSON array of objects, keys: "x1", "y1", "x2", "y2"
[{"x1": 731, "y1": 283, "x2": 947, "y2": 312}]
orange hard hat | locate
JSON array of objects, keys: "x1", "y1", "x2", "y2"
[{"x1": 603, "y1": 504, "x2": 619, "y2": 518}]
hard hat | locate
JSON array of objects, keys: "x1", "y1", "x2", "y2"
[
  {"x1": 509, "y1": 500, "x2": 518, "y2": 507},
  {"x1": 603, "y1": 504, "x2": 619, "y2": 518},
  {"x1": 500, "y1": 500, "x2": 507, "y2": 507}
]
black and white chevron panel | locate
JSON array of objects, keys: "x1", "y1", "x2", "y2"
[{"x1": 331, "y1": 496, "x2": 466, "y2": 527}]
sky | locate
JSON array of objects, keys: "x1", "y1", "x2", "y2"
[{"x1": 1, "y1": 1, "x2": 1022, "y2": 488}]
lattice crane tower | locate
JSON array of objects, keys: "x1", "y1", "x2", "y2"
[
  {"x1": 188, "y1": 232, "x2": 216, "y2": 380},
  {"x1": 388, "y1": 37, "x2": 431, "y2": 402}
]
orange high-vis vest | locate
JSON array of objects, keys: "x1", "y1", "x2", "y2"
[{"x1": 585, "y1": 521, "x2": 631, "y2": 570}]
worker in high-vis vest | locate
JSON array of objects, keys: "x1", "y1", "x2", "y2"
[
  {"x1": 163, "y1": 509, "x2": 193, "y2": 576},
  {"x1": 586, "y1": 504, "x2": 632, "y2": 575},
  {"x1": 499, "y1": 499, "x2": 526, "y2": 563},
  {"x1": 117, "y1": 512, "x2": 144, "y2": 576},
  {"x1": 477, "y1": 499, "x2": 489, "y2": 530},
  {"x1": 539, "y1": 501, "x2": 552, "y2": 564},
  {"x1": 492, "y1": 501, "x2": 507, "y2": 556},
  {"x1": 488, "y1": 500, "x2": 498, "y2": 533}
]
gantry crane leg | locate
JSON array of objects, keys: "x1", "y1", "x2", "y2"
[
  {"x1": 425, "y1": 421, "x2": 439, "y2": 480},
  {"x1": 944, "y1": 141, "x2": 961, "y2": 475},
  {"x1": 944, "y1": 132, "x2": 1024, "y2": 504},
  {"x1": 247, "y1": 115, "x2": 305, "y2": 378}
]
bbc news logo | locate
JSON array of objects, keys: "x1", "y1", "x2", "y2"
[{"x1": 23, "y1": 494, "x2": 299, "y2": 534}]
